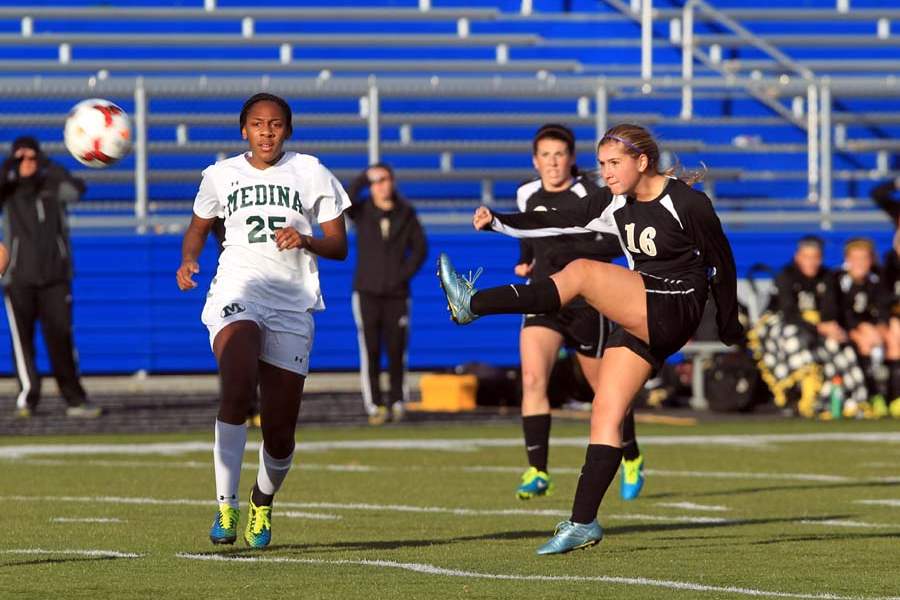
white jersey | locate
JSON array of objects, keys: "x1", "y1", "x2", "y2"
[{"x1": 193, "y1": 151, "x2": 349, "y2": 312}]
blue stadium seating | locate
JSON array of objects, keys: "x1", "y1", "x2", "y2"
[
  {"x1": 1, "y1": 0, "x2": 898, "y2": 374},
  {"x1": 0, "y1": 227, "x2": 894, "y2": 375}
]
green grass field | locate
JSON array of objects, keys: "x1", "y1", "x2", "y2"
[{"x1": 2, "y1": 418, "x2": 899, "y2": 599}]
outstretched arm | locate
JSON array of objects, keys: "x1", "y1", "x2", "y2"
[{"x1": 473, "y1": 188, "x2": 618, "y2": 239}]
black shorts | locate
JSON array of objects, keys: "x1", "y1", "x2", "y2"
[
  {"x1": 522, "y1": 303, "x2": 609, "y2": 358},
  {"x1": 604, "y1": 272, "x2": 708, "y2": 372}
]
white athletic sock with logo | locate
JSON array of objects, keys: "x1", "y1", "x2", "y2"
[
  {"x1": 256, "y1": 444, "x2": 294, "y2": 496},
  {"x1": 214, "y1": 419, "x2": 247, "y2": 509}
]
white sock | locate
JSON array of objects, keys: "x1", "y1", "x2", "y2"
[
  {"x1": 214, "y1": 420, "x2": 247, "y2": 509},
  {"x1": 256, "y1": 444, "x2": 294, "y2": 497}
]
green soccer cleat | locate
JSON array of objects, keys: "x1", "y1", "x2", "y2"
[
  {"x1": 65, "y1": 403, "x2": 103, "y2": 419},
  {"x1": 209, "y1": 504, "x2": 240, "y2": 545},
  {"x1": 244, "y1": 496, "x2": 273, "y2": 548},
  {"x1": 437, "y1": 253, "x2": 482, "y2": 325},
  {"x1": 516, "y1": 466, "x2": 554, "y2": 500},
  {"x1": 536, "y1": 520, "x2": 603, "y2": 555},
  {"x1": 871, "y1": 395, "x2": 889, "y2": 419},
  {"x1": 620, "y1": 455, "x2": 645, "y2": 501}
]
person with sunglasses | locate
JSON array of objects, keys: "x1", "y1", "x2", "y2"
[{"x1": 347, "y1": 163, "x2": 427, "y2": 425}]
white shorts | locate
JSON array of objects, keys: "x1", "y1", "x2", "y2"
[{"x1": 201, "y1": 290, "x2": 314, "y2": 377}]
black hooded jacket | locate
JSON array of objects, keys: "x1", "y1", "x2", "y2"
[
  {"x1": 347, "y1": 173, "x2": 427, "y2": 297},
  {"x1": 0, "y1": 139, "x2": 85, "y2": 286}
]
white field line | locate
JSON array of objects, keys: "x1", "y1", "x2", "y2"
[
  {"x1": 8, "y1": 457, "x2": 888, "y2": 486},
  {"x1": 50, "y1": 517, "x2": 124, "y2": 524},
  {"x1": 798, "y1": 519, "x2": 897, "y2": 529},
  {"x1": 855, "y1": 499, "x2": 900, "y2": 507},
  {"x1": 10, "y1": 458, "x2": 376, "y2": 473},
  {"x1": 645, "y1": 469, "x2": 851, "y2": 483},
  {"x1": 2, "y1": 431, "x2": 900, "y2": 459},
  {"x1": 281, "y1": 512, "x2": 342, "y2": 521},
  {"x1": 0, "y1": 494, "x2": 727, "y2": 524},
  {"x1": 1, "y1": 549, "x2": 140, "y2": 558},
  {"x1": 175, "y1": 553, "x2": 900, "y2": 600},
  {"x1": 656, "y1": 502, "x2": 730, "y2": 512}
]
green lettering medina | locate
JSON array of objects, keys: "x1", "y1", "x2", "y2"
[{"x1": 224, "y1": 184, "x2": 303, "y2": 218}]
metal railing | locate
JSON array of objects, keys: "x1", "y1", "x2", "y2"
[
  {"x1": 0, "y1": 74, "x2": 898, "y2": 230},
  {"x1": 618, "y1": 0, "x2": 899, "y2": 230}
]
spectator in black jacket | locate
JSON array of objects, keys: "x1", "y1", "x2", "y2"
[
  {"x1": 0, "y1": 136, "x2": 99, "y2": 418},
  {"x1": 347, "y1": 163, "x2": 427, "y2": 425}
]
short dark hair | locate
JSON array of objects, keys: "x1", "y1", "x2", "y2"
[
  {"x1": 797, "y1": 235, "x2": 824, "y2": 252},
  {"x1": 368, "y1": 161, "x2": 394, "y2": 179},
  {"x1": 532, "y1": 123, "x2": 575, "y2": 156},
  {"x1": 239, "y1": 93, "x2": 293, "y2": 136}
]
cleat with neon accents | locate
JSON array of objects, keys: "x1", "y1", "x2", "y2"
[
  {"x1": 620, "y1": 455, "x2": 645, "y2": 501},
  {"x1": 437, "y1": 253, "x2": 482, "y2": 325},
  {"x1": 209, "y1": 504, "x2": 240, "y2": 545},
  {"x1": 516, "y1": 466, "x2": 554, "y2": 500},
  {"x1": 536, "y1": 520, "x2": 603, "y2": 555},
  {"x1": 244, "y1": 496, "x2": 272, "y2": 548}
]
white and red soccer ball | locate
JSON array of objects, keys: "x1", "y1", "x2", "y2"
[{"x1": 63, "y1": 98, "x2": 132, "y2": 168}]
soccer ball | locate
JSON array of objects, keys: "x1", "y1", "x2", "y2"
[{"x1": 63, "y1": 98, "x2": 132, "y2": 168}]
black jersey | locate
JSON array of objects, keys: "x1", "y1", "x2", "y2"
[
  {"x1": 883, "y1": 249, "x2": 900, "y2": 317},
  {"x1": 835, "y1": 270, "x2": 888, "y2": 329},
  {"x1": 515, "y1": 176, "x2": 621, "y2": 280},
  {"x1": 490, "y1": 177, "x2": 742, "y2": 345},
  {"x1": 772, "y1": 263, "x2": 838, "y2": 325}
]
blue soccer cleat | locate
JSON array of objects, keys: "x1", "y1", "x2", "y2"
[
  {"x1": 243, "y1": 496, "x2": 273, "y2": 548},
  {"x1": 209, "y1": 504, "x2": 240, "y2": 545},
  {"x1": 620, "y1": 455, "x2": 645, "y2": 501},
  {"x1": 516, "y1": 466, "x2": 554, "y2": 500},
  {"x1": 437, "y1": 253, "x2": 482, "y2": 325},
  {"x1": 536, "y1": 520, "x2": 603, "y2": 555}
]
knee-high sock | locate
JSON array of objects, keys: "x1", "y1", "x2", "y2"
[
  {"x1": 256, "y1": 444, "x2": 294, "y2": 497},
  {"x1": 214, "y1": 419, "x2": 247, "y2": 509},
  {"x1": 570, "y1": 444, "x2": 623, "y2": 524},
  {"x1": 621, "y1": 409, "x2": 641, "y2": 461},
  {"x1": 889, "y1": 360, "x2": 900, "y2": 401},
  {"x1": 470, "y1": 278, "x2": 561, "y2": 316},
  {"x1": 522, "y1": 414, "x2": 551, "y2": 473}
]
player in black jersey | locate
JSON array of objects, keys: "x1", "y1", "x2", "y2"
[
  {"x1": 752, "y1": 236, "x2": 867, "y2": 417},
  {"x1": 511, "y1": 124, "x2": 644, "y2": 502},
  {"x1": 835, "y1": 238, "x2": 894, "y2": 417},
  {"x1": 880, "y1": 231, "x2": 900, "y2": 417},
  {"x1": 773, "y1": 236, "x2": 844, "y2": 340},
  {"x1": 438, "y1": 123, "x2": 741, "y2": 554}
]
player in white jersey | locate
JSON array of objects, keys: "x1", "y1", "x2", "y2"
[{"x1": 176, "y1": 93, "x2": 350, "y2": 548}]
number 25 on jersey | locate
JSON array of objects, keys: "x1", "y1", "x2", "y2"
[{"x1": 246, "y1": 215, "x2": 287, "y2": 244}]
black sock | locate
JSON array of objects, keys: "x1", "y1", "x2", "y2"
[
  {"x1": 522, "y1": 414, "x2": 552, "y2": 473},
  {"x1": 858, "y1": 355, "x2": 876, "y2": 397},
  {"x1": 570, "y1": 444, "x2": 623, "y2": 524},
  {"x1": 621, "y1": 410, "x2": 641, "y2": 461},
  {"x1": 251, "y1": 483, "x2": 274, "y2": 507},
  {"x1": 470, "y1": 278, "x2": 561, "y2": 316},
  {"x1": 890, "y1": 360, "x2": 900, "y2": 400}
]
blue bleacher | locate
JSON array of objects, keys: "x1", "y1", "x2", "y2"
[{"x1": 1, "y1": 0, "x2": 899, "y2": 373}]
